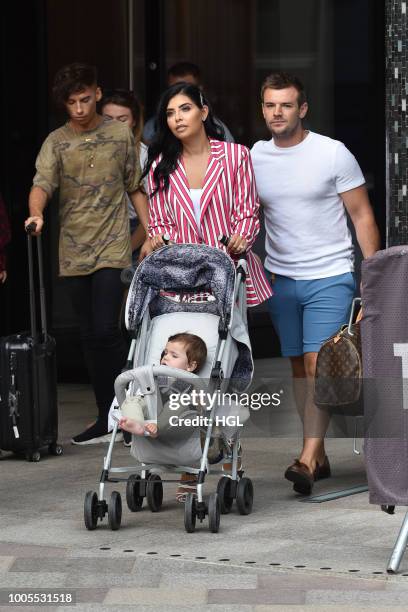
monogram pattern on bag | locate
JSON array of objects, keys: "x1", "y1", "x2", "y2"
[{"x1": 314, "y1": 322, "x2": 362, "y2": 409}]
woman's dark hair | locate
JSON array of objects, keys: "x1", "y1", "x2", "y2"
[
  {"x1": 53, "y1": 63, "x2": 97, "y2": 109},
  {"x1": 142, "y1": 82, "x2": 225, "y2": 195},
  {"x1": 100, "y1": 89, "x2": 144, "y2": 144}
]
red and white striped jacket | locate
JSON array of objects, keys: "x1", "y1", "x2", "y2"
[{"x1": 147, "y1": 139, "x2": 272, "y2": 306}]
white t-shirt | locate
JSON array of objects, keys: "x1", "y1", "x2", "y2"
[
  {"x1": 251, "y1": 131, "x2": 365, "y2": 280},
  {"x1": 128, "y1": 142, "x2": 148, "y2": 220},
  {"x1": 190, "y1": 188, "x2": 203, "y2": 232}
]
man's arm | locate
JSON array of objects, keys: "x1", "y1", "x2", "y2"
[
  {"x1": 25, "y1": 186, "x2": 49, "y2": 235},
  {"x1": 127, "y1": 189, "x2": 152, "y2": 260},
  {"x1": 130, "y1": 223, "x2": 146, "y2": 251},
  {"x1": 341, "y1": 185, "x2": 380, "y2": 258},
  {"x1": 128, "y1": 189, "x2": 149, "y2": 231}
]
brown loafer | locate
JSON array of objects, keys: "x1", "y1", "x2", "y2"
[{"x1": 284, "y1": 456, "x2": 331, "y2": 495}]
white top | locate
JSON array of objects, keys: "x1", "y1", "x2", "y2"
[
  {"x1": 128, "y1": 142, "x2": 148, "y2": 220},
  {"x1": 190, "y1": 188, "x2": 203, "y2": 231},
  {"x1": 251, "y1": 131, "x2": 365, "y2": 280}
]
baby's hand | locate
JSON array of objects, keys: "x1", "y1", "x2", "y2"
[
  {"x1": 119, "y1": 417, "x2": 144, "y2": 436},
  {"x1": 144, "y1": 422, "x2": 158, "y2": 438}
]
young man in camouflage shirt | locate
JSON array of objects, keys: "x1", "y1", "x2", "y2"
[{"x1": 25, "y1": 63, "x2": 150, "y2": 444}]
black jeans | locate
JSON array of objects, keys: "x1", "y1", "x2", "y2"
[{"x1": 65, "y1": 268, "x2": 127, "y2": 428}]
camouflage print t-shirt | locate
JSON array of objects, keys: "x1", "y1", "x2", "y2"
[{"x1": 33, "y1": 118, "x2": 140, "y2": 276}]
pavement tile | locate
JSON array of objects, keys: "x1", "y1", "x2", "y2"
[
  {"x1": 131, "y1": 557, "x2": 255, "y2": 575},
  {"x1": 208, "y1": 588, "x2": 306, "y2": 605},
  {"x1": 258, "y1": 573, "x2": 386, "y2": 591},
  {"x1": 10, "y1": 558, "x2": 135, "y2": 574},
  {"x1": 255, "y1": 607, "x2": 408, "y2": 612},
  {"x1": 0, "y1": 544, "x2": 66, "y2": 558},
  {"x1": 306, "y1": 589, "x2": 408, "y2": 605},
  {"x1": 0, "y1": 558, "x2": 14, "y2": 572},
  {"x1": 0, "y1": 607, "x2": 58, "y2": 612},
  {"x1": 58, "y1": 606, "x2": 253, "y2": 612},
  {"x1": 0, "y1": 572, "x2": 67, "y2": 587},
  {"x1": 160, "y1": 572, "x2": 257, "y2": 589},
  {"x1": 386, "y1": 577, "x2": 408, "y2": 590},
  {"x1": 104, "y1": 586, "x2": 208, "y2": 605},
  {"x1": 75, "y1": 587, "x2": 109, "y2": 603},
  {"x1": 64, "y1": 572, "x2": 159, "y2": 588}
]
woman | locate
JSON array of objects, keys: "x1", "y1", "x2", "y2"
[
  {"x1": 143, "y1": 82, "x2": 272, "y2": 306},
  {"x1": 101, "y1": 90, "x2": 147, "y2": 261},
  {"x1": 143, "y1": 83, "x2": 272, "y2": 499}
]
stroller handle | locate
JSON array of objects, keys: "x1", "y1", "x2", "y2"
[
  {"x1": 114, "y1": 364, "x2": 205, "y2": 406},
  {"x1": 219, "y1": 234, "x2": 247, "y2": 261}
]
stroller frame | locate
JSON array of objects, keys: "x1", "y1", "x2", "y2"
[{"x1": 83, "y1": 253, "x2": 254, "y2": 533}]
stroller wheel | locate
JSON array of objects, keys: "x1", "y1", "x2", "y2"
[
  {"x1": 208, "y1": 493, "x2": 220, "y2": 533},
  {"x1": 84, "y1": 491, "x2": 99, "y2": 530},
  {"x1": 184, "y1": 493, "x2": 197, "y2": 533},
  {"x1": 126, "y1": 474, "x2": 144, "y2": 512},
  {"x1": 108, "y1": 491, "x2": 122, "y2": 530},
  {"x1": 236, "y1": 477, "x2": 253, "y2": 515},
  {"x1": 217, "y1": 477, "x2": 234, "y2": 514},
  {"x1": 146, "y1": 474, "x2": 163, "y2": 512}
]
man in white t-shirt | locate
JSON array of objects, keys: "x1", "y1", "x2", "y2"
[{"x1": 251, "y1": 72, "x2": 380, "y2": 495}]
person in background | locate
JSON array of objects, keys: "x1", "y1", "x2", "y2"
[
  {"x1": 143, "y1": 61, "x2": 234, "y2": 144},
  {"x1": 101, "y1": 90, "x2": 148, "y2": 263},
  {"x1": 24, "y1": 63, "x2": 151, "y2": 445},
  {"x1": 0, "y1": 192, "x2": 11, "y2": 284}
]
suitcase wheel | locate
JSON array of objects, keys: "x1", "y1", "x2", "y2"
[
  {"x1": 49, "y1": 443, "x2": 63, "y2": 456},
  {"x1": 26, "y1": 451, "x2": 41, "y2": 462}
]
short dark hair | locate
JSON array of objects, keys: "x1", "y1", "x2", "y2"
[
  {"x1": 100, "y1": 89, "x2": 144, "y2": 143},
  {"x1": 167, "y1": 332, "x2": 207, "y2": 372},
  {"x1": 167, "y1": 62, "x2": 201, "y2": 83},
  {"x1": 261, "y1": 72, "x2": 307, "y2": 107},
  {"x1": 53, "y1": 63, "x2": 97, "y2": 109}
]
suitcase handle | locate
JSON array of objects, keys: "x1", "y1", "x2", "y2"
[{"x1": 25, "y1": 224, "x2": 48, "y2": 342}]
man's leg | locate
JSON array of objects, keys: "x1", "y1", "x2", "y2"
[
  {"x1": 289, "y1": 354, "x2": 307, "y2": 418},
  {"x1": 67, "y1": 268, "x2": 128, "y2": 444},
  {"x1": 88, "y1": 268, "x2": 128, "y2": 426},
  {"x1": 285, "y1": 273, "x2": 355, "y2": 490},
  {"x1": 289, "y1": 353, "x2": 328, "y2": 470},
  {"x1": 297, "y1": 351, "x2": 328, "y2": 471}
]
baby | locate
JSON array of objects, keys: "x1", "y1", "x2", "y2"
[{"x1": 119, "y1": 332, "x2": 207, "y2": 437}]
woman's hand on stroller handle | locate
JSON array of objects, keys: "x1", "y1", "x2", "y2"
[
  {"x1": 219, "y1": 234, "x2": 247, "y2": 256},
  {"x1": 150, "y1": 233, "x2": 172, "y2": 250}
]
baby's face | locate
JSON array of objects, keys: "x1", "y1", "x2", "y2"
[{"x1": 160, "y1": 341, "x2": 196, "y2": 372}]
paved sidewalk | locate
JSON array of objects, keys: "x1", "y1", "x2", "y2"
[{"x1": 1, "y1": 358, "x2": 408, "y2": 610}]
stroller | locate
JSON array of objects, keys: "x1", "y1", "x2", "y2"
[{"x1": 83, "y1": 244, "x2": 254, "y2": 533}]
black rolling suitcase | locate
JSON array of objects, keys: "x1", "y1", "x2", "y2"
[{"x1": 0, "y1": 225, "x2": 62, "y2": 461}]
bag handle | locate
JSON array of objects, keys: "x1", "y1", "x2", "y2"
[{"x1": 347, "y1": 297, "x2": 362, "y2": 336}]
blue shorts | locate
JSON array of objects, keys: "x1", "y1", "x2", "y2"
[{"x1": 266, "y1": 272, "x2": 355, "y2": 357}]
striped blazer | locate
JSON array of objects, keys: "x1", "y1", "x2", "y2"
[{"x1": 147, "y1": 139, "x2": 272, "y2": 306}]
